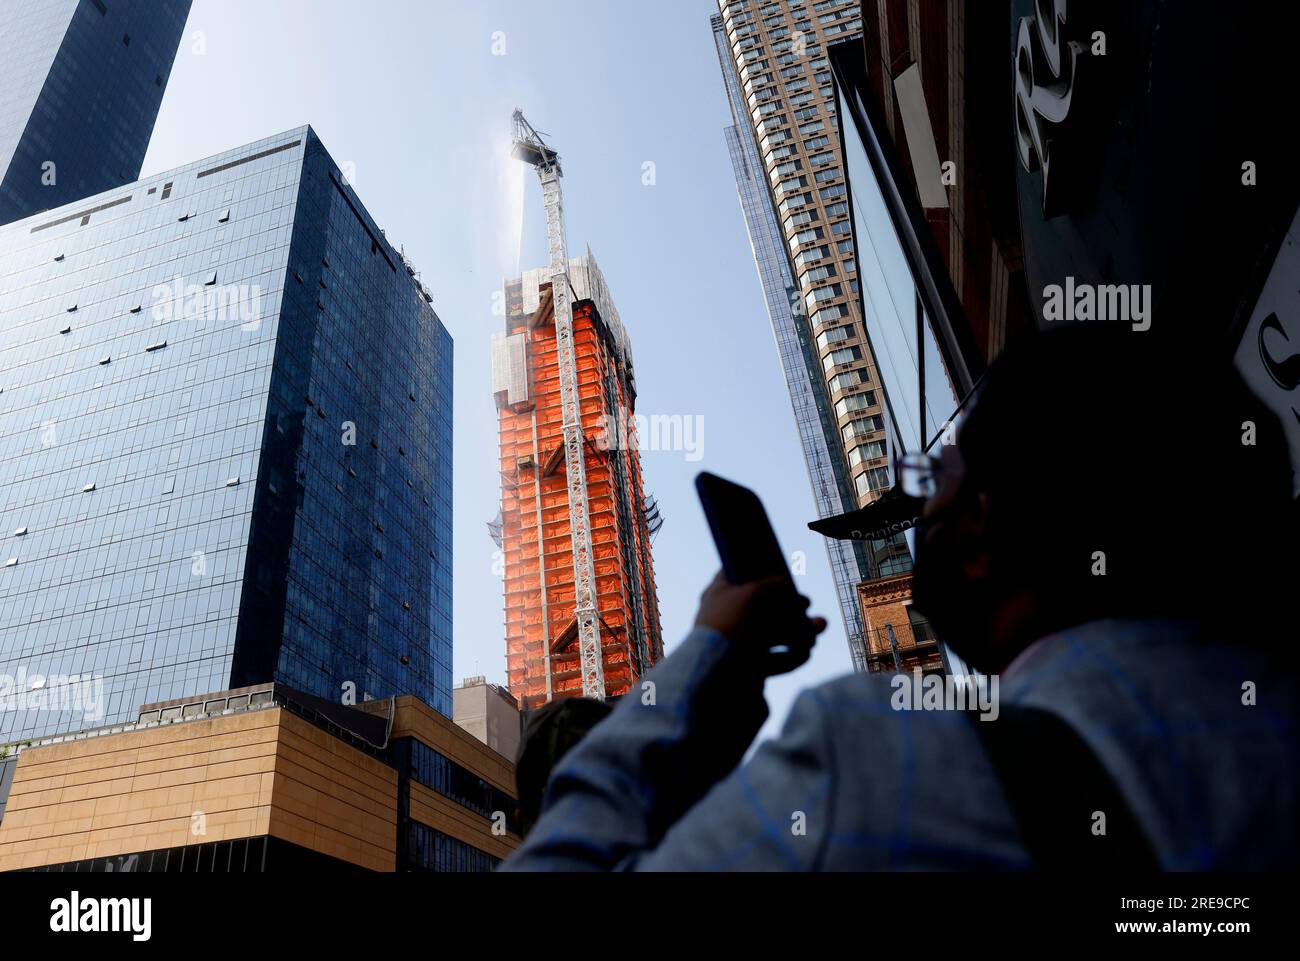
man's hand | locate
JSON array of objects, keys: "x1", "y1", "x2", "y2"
[{"x1": 694, "y1": 572, "x2": 827, "y2": 676}]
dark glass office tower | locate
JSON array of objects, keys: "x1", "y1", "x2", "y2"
[
  {"x1": 0, "y1": 0, "x2": 192, "y2": 226},
  {"x1": 0, "y1": 128, "x2": 454, "y2": 741}
]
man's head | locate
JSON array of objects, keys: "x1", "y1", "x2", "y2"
[
  {"x1": 911, "y1": 323, "x2": 1295, "y2": 673},
  {"x1": 514, "y1": 696, "x2": 613, "y2": 836}
]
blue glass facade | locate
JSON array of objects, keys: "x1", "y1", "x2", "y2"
[
  {"x1": 405, "y1": 822, "x2": 500, "y2": 873},
  {"x1": 398, "y1": 737, "x2": 519, "y2": 835},
  {"x1": 834, "y1": 86, "x2": 960, "y2": 460},
  {"x1": 0, "y1": 127, "x2": 453, "y2": 742},
  {"x1": 0, "y1": 0, "x2": 191, "y2": 226}
]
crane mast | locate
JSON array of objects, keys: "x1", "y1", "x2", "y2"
[{"x1": 510, "y1": 109, "x2": 605, "y2": 700}]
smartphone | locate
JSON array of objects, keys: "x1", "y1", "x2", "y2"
[
  {"x1": 695, "y1": 471, "x2": 812, "y2": 672},
  {"x1": 694, "y1": 471, "x2": 792, "y2": 586}
]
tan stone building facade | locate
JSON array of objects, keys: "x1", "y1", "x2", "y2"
[
  {"x1": 453, "y1": 676, "x2": 522, "y2": 762},
  {"x1": 0, "y1": 684, "x2": 519, "y2": 872}
]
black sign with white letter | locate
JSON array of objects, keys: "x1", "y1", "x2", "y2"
[{"x1": 1012, "y1": 0, "x2": 1297, "y2": 341}]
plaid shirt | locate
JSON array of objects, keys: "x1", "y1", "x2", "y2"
[{"x1": 502, "y1": 619, "x2": 1297, "y2": 871}]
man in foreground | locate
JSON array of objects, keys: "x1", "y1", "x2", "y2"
[{"x1": 502, "y1": 326, "x2": 1297, "y2": 871}]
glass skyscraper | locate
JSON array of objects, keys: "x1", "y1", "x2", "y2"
[
  {"x1": 713, "y1": 16, "x2": 872, "y2": 671},
  {"x1": 712, "y1": 6, "x2": 917, "y2": 670},
  {"x1": 0, "y1": 0, "x2": 192, "y2": 226},
  {"x1": 0, "y1": 127, "x2": 454, "y2": 741}
]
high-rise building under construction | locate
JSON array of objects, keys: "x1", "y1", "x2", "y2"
[
  {"x1": 711, "y1": 1, "x2": 938, "y2": 673},
  {"x1": 491, "y1": 253, "x2": 663, "y2": 710}
]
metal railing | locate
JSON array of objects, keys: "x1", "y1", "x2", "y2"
[{"x1": 862, "y1": 620, "x2": 944, "y2": 673}]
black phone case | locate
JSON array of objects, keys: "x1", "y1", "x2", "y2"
[{"x1": 695, "y1": 471, "x2": 791, "y2": 585}]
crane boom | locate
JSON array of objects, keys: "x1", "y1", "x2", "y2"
[{"x1": 510, "y1": 109, "x2": 605, "y2": 701}]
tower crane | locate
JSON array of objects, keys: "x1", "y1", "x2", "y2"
[{"x1": 510, "y1": 109, "x2": 605, "y2": 700}]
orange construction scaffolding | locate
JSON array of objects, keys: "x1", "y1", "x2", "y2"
[{"x1": 492, "y1": 263, "x2": 663, "y2": 711}]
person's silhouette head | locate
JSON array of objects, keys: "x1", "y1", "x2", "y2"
[
  {"x1": 514, "y1": 696, "x2": 613, "y2": 836},
  {"x1": 911, "y1": 323, "x2": 1296, "y2": 673}
]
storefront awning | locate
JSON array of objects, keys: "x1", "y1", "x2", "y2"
[{"x1": 808, "y1": 486, "x2": 926, "y2": 542}]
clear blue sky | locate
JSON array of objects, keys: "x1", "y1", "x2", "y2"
[{"x1": 142, "y1": 0, "x2": 857, "y2": 740}]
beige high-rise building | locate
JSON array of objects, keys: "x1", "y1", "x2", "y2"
[
  {"x1": 716, "y1": 0, "x2": 893, "y2": 509},
  {"x1": 712, "y1": 0, "x2": 917, "y2": 670}
]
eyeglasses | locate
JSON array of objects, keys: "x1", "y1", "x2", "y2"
[{"x1": 893, "y1": 451, "x2": 956, "y2": 499}]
